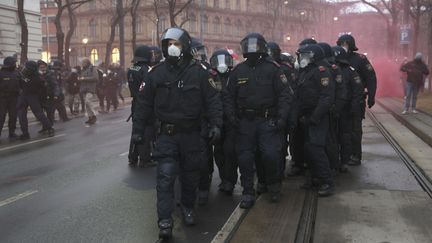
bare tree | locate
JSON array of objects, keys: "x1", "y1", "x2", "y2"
[
  {"x1": 53, "y1": 0, "x2": 93, "y2": 65},
  {"x1": 166, "y1": 0, "x2": 194, "y2": 27},
  {"x1": 130, "y1": 0, "x2": 141, "y2": 52},
  {"x1": 64, "y1": 0, "x2": 89, "y2": 68},
  {"x1": 361, "y1": 0, "x2": 403, "y2": 57},
  {"x1": 104, "y1": 0, "x2": 132, "y2": 68},
  {"x1": 408, "y1": 0, "x2": 432, "y2": 56},
  {"x1": 17, "y1": 0, "x2": 28, "y2": 65}
]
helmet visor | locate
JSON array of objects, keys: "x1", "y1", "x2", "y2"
[
  {"x1": 161, "y1": 28, "x2": 185, "y2": 42},
  {"x1": 240, "y1": 37, "x2": 266, "y2": 54},
  {"x1": 210, "y1": 54, "x2": 233, "y2": 69}
]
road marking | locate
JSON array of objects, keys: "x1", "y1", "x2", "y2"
[
  {"x1": 119, "y1": 151, "x2": 129, "y2": 156},
  {"x1": 210, "y1": 202, "x2": 249, "y2": 243},
  {"x1": 0, "y1": 190, "x2": 38, "y2": 207},
  {"x1": 0, "y1": 134, "x2": 66, "y2": 152}
]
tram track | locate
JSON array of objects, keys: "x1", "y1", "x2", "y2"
[{"x1": 368, "y1": 108, "x2": 432, "y2": 198}]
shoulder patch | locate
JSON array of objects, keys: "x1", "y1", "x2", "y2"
[
  {"x1": 366, "y1": 63, "x2": 374, "y2": 71},
  {"x1": 280, "y1": 74, "x2": 288, "y2": 84},
  {"x1": 319, "y1": 66, "x2": 326, "y2": 72},
  {"x1": 354, "y1": 75, "x2": 361, "y2": 84},
  {"x1": 336, "y1": 74, "x2": 342, "y2": 83},
  {"x1": 320, "y1": 77, "x2": 330, "y2": 86},
  {"x1": 331, "y1": 64, "x2": 338, "y2": 70},
  {"x1": 129, "y1": 65, "x2": 141, "y2": 72}
]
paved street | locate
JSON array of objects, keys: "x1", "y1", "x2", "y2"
[{"x1": 0, "y1": 106, "x2": 240, "y2": 243}]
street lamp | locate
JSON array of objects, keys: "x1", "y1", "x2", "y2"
[
  {"x1": 286, "y1": 35, "x2": 291, "y2": 41},
  {"x1": 333, "y1": 16, "x2": 338, "y2": 21},
  {"x1": 82, "y1": 37, "x2": 88, "y2": 57},
  {"x1": 284, "y1": 0, "x2": 289, "y2": 4}
]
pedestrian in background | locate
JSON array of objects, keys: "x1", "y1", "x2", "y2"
[{"x1": 400, "y1": 52, "x2": 429, "y2": 114}]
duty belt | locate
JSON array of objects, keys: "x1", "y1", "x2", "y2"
[
  {"x1": 238, "y1": 107, "x2": 277, "y2": 120},
  {"x1": 159, "y1": 122, "x2": 200, "y2": 136}
]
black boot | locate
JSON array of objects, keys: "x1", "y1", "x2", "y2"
[
  {"x1": 239, "y1": 194, "x2": 255, "y2": 209},
  {"x1": 181, "y1": 206, "x2": 196, "y2": 226},
  {"x1": 158, "y1": 218, "x2": 173, "y2": 240},
  {"x1": 318, "y1": 183, "x2": 334, "y2": 197},
  {"x1": 347, "y1": 155, "x2": 361, "y2": 166},
  {"x1": 256, "y1": 183, "x2": 267, "y2": 195},
  {"x1": 19, "y1": 133, "x2": 30, "y2": 140}
]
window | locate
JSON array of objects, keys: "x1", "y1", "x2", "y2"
[
  {"x1": 158, "y1": 16, "x2": 166, "y2": 34},
  {"x1": 136, "y1": 17, "x2": 143, "y2": 33},
  {"x1": 224, "y1": 18, "x2": 231, "y2": 36},
  {"x1": 225, "y1": 0, "x2": 230, "y2": 9},
  {"x1": 188, "y1": 14, "x2": 197, "y2": 33},
  {"x1": 89, "y1": 18, "x2": 97, "y2": 37},
  {"x1": 213, "y1": 17, "x2": 221, "y2": 33},
  {"x1": 90, "y1": 48, "x2": 98, "y2": 65},
  {"x1": 246, "y1": 0, "x2": 250, "y2": 11},
  {"x1": 236, "y1": 20, "x2": 242, "y2": 36},
  {"x1": 202, "y1": 15, "x2": 209, "y2": 33},
  {"x1": 111, "y1": 48, "x2": 119, "y2": 64},
  {"x1": 214, "y1": 0, "x2": 219, "y2": 8},
  {"x1": 236, "y1": 0, "x2": 240, "y2": 10}
]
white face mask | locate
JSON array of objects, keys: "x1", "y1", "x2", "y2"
[
  {"x1": 39, "y1": 70, "x2": 46, "y2": 75},
  {"x1": 294, "y1": 59, "x2": 300, "y2": 70},
  {"x1": 217, "y1": 64, "x2": 228, "y2": 73},
  {"x1": 168, "y1": 45, "x2": 181, "y2": 57},
  {"x1": 299, "y1": 57, "x2": 310, "y2": 68},
  {"x1": 342, "y1": 46, "x2": 348, "y2": 53}
]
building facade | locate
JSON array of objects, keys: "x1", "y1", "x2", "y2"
[
  {"x1": 41, "y1": 0, "x2": 329, "y2": 67},
  {"x1": 0, "y1": 0, "x2": 42, "y2": 64}
]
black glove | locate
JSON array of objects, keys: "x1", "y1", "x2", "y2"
[
  {"x1": 368, "y1": 98, "x2": 375, "y2": 108},
  {"x1": 208, "y1": 126, "x2": 221, "y2": 144},
  {"x1": 131, "y1": 133, "x2": 144, "y2": 144}
]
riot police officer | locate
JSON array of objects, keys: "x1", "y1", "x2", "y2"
[
  {"x1": 132, "y1": 27, "x2": 222, "y2": 240},
  {"x1": 332, "y1": 45, "x2": 364, "y2": 170},
  {"x1": 210, "y1": 49, "x2": 237, "y2": 195},
  {"x1": 17, "y1": 61, "x2": 54, "y2": 139},
  {"x1": 127, "y1": 45, "x2": 157, "y2": 168},
  {"x1": 296, "y1": 44, "x2": 335, "y2": 196},
  {"x1": 225, "y1": 33, "x2": 293, "y2": 208},
  {"x1": 0, "y1": 57, "x2": 20, "y2": 139},
  {"x1": 337, "y1": 34, "x2": 377, "y2": 165},
  {"x1": 267, "y1": 41, "x2": 296, "y2": 179}
]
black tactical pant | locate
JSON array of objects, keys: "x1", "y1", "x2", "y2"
[
  {"x1": 42, "y1": 99, "x2": 55, "y2": 124},
  {"x1": 220, "y1": 126, "x2": 238, "y2": 186},
  {"x1": 128, "y1": 125, "x2": 154, "y2": 163},
  {"x1": 53, "y1": 98, "x2": 69, "y2": 121},
  {"x1": 236, "y1": 118, "x2": 282, "y2": 196},
  {"x1": 326, "y1": 113, "x2": 340, "y2": 170},
  {"x1": 153, "y1": 131, "x2": 202, "y2": 220},
  {"x1": 338, "y1": 107, "x2": 355, "y2": 165},
  {"x1": 198, "y1": 137, "x2": 214, "y2": 191},
  {"x1": 0, "y1": 96, "x2": 18, "y2": 136},
  {"x1": 106, "y1": 87, "x2": 118, "y2": 111},
  {"x1": 17, "y1": 95, "x2": 52, "y2": 134},
  {"x1": 303, "y1": 114, "x2": 333, "y2": 185},
  {"x1": 351, "y1": 101, "x2": 366, "y2": 161},
  {"x1": 289, "y1": 124, "x2": 305, "y2": 169}
]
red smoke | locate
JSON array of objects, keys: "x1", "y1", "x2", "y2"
[{"x1": 372, "y1": 57, "x2": 405, "y2": 97}]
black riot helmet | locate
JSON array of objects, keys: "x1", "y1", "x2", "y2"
[
  {"x1": 160, "y1": 27, "x2": 192, "y2": 59},
  {"x1": 298, "y1": 38, "x2": 317, "y2": 48},
  {"x1": 280, "y1": 52, "x2": 295, "y2": 65},
  {"x1": 2, "y1": 56, "x2": 17, "y2": 70},
  {"x1": 267, "y1": 42, "x2": 282, "y2": 62},
  {"x1": 317, "y1": 42, "x2": 333, "y2": 59},
  {"x1": 21, "y1": 60, "x2": 39, "y2": 78},
  {"x1": 240, "y1": 32, "x2": 267, "y2": 55},
  {"x1": 332, "y1": 45, "x2": 349, "y2": 65},
  {"x1": 149, "y1": 45, "x2": 163, "y2": 66},
  {"x1": 133, "y1": 45, "x2": 152, "y2": 63},
  {"x1": 337, "y1": 34, "x2": 358, "y2": 52},
  {"x1": 210, "y1": 49, "x2": 234, "y2": 74},
  {"x1": 296, "y1": 44, "x2": 325, "y2": 68},
  {"x1": 190, "y1": 38, "x2": 208, "y2": 62}
]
